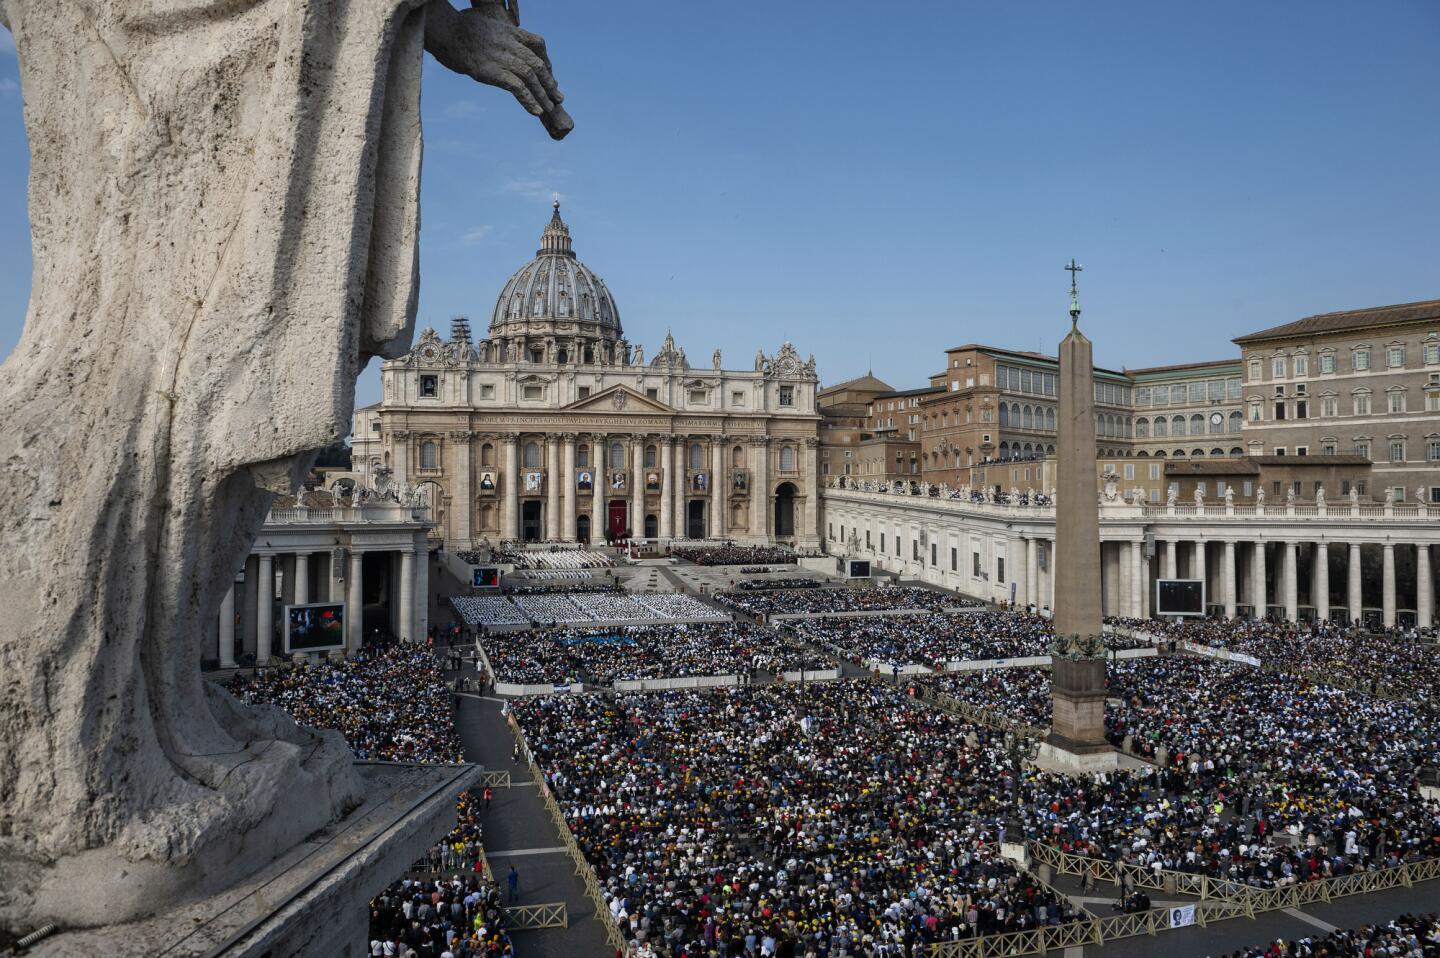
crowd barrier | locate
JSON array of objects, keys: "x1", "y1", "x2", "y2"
[
  {"x1": 505, "y1": 716, "x2": 629, "y2": 955},
  {"x1": 1179, "y1": 640, "x2": 1262, "y2": 667},
  {"x1": 612, "y1": 673, "x2": 742, "y2": 692},
  {"x1": 779, "y1": 668, "x2": 843, "y2": 682},
  {"x1": 493, "y1": 680, "x2": 585, "y2": 696},
  {"x1": 769, "y1": 607, "x2": 939, "y2": 622}
]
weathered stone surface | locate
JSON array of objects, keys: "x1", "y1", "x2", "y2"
[{"x1": 0, "y1": 0, "x2": 567, "y2": 933}]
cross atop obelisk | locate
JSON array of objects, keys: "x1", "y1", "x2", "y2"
[{"x1": 1065, "y1": 259, "x2": 1082, "y2": 327}]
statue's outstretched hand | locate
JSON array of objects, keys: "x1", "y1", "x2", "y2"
[{"x1": 425, "y1": 0, "x2": 573, "y2": 139}]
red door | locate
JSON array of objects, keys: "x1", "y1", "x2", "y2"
[{"x1": 607, "y1": 501, "x2": 628, "y2": 540}]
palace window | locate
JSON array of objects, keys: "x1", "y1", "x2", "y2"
[
  {"x1": 1319, "y1": 352, "x2": 1336, "y2": 374},
  {"x1": 1272, "y1": 357, "x2": 1286, "y2": 379},
  {"x1": 1229, "y1": 411, "x2": 1244, "y2": 433},
  {"x1": 610, "y1": 442, "x2": 625, "y2": 469},
  {"x1": 1247, "y1": 358, "x2": 1262, "y2": 381},
  {"x1": 420, "y1": 441, "x2": 438, "y2": 469},
  {"x1": 576, "y1": 444, "x2": 589, "y2": 467},
  {"x1": 1353, "y1": 348, "x2": 1371, "y2": 371},
  {"x1": 1426, "y1": 342, "x2": 1440, "y2": 365},
  {"x1": 688, "y1": 443, "x2": 704, "y2": 469},
  {"x1": 1321, "y1": 396, "x2": 1338, "y2": 418},
  {"x1": 1390, "y1": 440, "x2": 1405, "y2": 463},
  {"x1": 1427, "y1": 437, "x2": 1440, "y2": 462},
  {"x1": 1387, "y1": 345, "x2": 1405, "y2": 368},
  {"x1": 1353, "y1": 393, "x2": 1371, "y2": 416},
  {"x1": 779, "y1": 446, "x2": 796, "y2": 471},
  {"x1": 779, "y1": 385, "x2": 795, "y2": 406},
  {"x1": 645, "y1": 445, "x2": 657, "y2": 468},
  {"x1": 1388, "y1": 390, "x2": 1406, "y2": 414},
  {"x1": 1293, "y1": 355, "x2": 1309, "y2": 377},
  {"x1": 577, "y1": 385, "x2": 591, "y2": 399}
]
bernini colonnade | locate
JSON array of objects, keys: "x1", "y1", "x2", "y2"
[{"x1": 823, "y1": 482, "x2": 1438, "y2": 629}]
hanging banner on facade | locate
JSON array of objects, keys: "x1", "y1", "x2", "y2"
[{"x1": 576, "y1": 470, "x2": 593, "y2": 491}]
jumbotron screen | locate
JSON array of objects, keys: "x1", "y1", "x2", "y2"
[
  {"x1": 1155, "y1": 579, "x2": 1205, "y2": 616},
  {"x1": 284, "y1": 602, "x2": 346, "y2": 652},
  {"x1": 473, "y1": 566, "x2": 501, "y2": 589}
]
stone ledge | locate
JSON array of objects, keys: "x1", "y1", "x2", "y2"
[{"x1": 32, "y1": 763, "x2": 479, "y2": 958}]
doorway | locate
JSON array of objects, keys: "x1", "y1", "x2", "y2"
[
  {"x1": 521, "y1": 501, "x2": 543, "y2": 543},
  {"x1": 607, "y1": 501, "x2": 628, "y2": 541},
  {"x1": 643, "y1": 513, "x2": 658, "y2": 539},
  {"x1": 577, "y1": 514, "x2": 591, "y2": 544},
  {"x1": 774, "y1": 482, "x2": 797, "y2": 538},
  {"x1": 686, "y1": 500, "x2": 706, "y2": 539}
]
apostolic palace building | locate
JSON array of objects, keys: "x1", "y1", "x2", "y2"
[{"x1": 349, "y1": 203, "x2": 822, "y2": 549}]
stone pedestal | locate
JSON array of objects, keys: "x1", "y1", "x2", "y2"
[
  {"x1": 30, "y1": 763, "x2": 479, "y2": 958},
  {"x1": 1039, "y1": 655, "x2": 1118, "y2": 770}
]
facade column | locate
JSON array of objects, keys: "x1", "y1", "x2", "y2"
[
  {"x1": 1164, "y1": 539, "x2": 1177, "y2": 580},
  {"x1": 591, "y1": 435, "x2": 605, "y2": 543},
  {"x1": 1252, "y1": 541, "x2": 1267, "y2": 618},
  {"x1": 1313, "y1": 543, "x2": 1330, "y2": 623},
  {"x1": 1026, "y1": 536, "x2": 1039, "y2": 609},
  {"x1": 1347, "y1": 543, "x2": 1363, "y2": 625},
  {"x1": 546, "y1": 435, "x2": 561, "y2": 540},
  {"x1": 347, "y1": 549, "x2": 364, "y2": 654},
  {"x1": 1044, "y1": 539, "x2": 1056, "y2": 610},
  {"x1": 1417, "y1": 544, "x2": 1434, "y2": 629},
  {"x1": 1101, "y1": 541, "x2": 1118, "y2": 616},
  {"x1": 256, "y1": 554, "x2": 274, "y2": 665},
  {"x1": 1223, "y1": 540, "x2": 1237, "y2": 618},
  {"x1": 294, "y1": 552, "x2": 310, "y2": 605},
  {"x1": 710, "y1": 437, "x2": 725, "y2": 539},
  {"x1": 673, "y1": 437, "x2": 689, "y2": 539},
  {"x1": 631, "y1": 437, "x2": 644, "y2": 538},
  {"x1": 415, "y1": 538, "x2": 430, "y2": 641},
  {"x1": 659, "y1": 439, "x2": 674, "y2": 539},
  {"x1": 1012, "y1": 534, "x2": 1028, "y2": 608},
  {"x1": 562, "y1": 434, "x2": 577, "y2": 542},
  {"x1": 451, "y1": 431, "x2": 474, "y2": 548},
  {"x1": 218, "y1": 581, "x2": 237, "y2": 668},
  {"x1": 750, "y1": 438, "x2": 769, "y2": 541},
  {"x1": 399, "y1": 548, "x2": 414, "y2": 641},
  {"x1": 1382, "y1": 542, "x2": 1396, "y2": 629},
  {"x1": 802, "y1": 438, "x2": 820, "y2": 545},
  {"x1": 1283, "y1": 540, "x2": 1299, "y2": 623},
  {"x1": 502, "y1": 435, "x2": 519, "y2": 541},
  {"x1": 1138, "y1": 541, "x2": 1151, "y2": 618}
]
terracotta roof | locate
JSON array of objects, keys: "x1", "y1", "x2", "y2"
[
  {"x1": 819, "y1": 373, "x2": 894, "y2": 395},
  {"x1": 1126, "y1": 359, "x2": 1240, "y2": 376},
  {"x1": 1233, "y1": 299, "x2": 1440, "y2": 345},
  {"x1": 875, "y1": 385, "x2": 944, "y2": 399},
  {"x1": 1163, "y1": 454, "x2": 1370, "y2": 475}
]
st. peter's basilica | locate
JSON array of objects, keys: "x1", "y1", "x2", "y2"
[{"x1": 349, "y1": 202, "x2": 821, "y2": 548}]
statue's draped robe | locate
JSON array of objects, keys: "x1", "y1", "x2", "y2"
[{"x1": 0, "y1": 0, "x2": 430, "y2": 926}]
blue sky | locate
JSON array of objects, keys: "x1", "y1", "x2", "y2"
[{"x1": 1, "y1": 2, "x2": 1437, "y2": 410}]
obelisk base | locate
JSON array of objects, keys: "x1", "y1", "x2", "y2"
[{"x1": 1035, "y1": 735, "x2": 1122, "y2": 774}]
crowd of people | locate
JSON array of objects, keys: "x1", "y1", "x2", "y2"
[
  {"x1": 227, "y1": 642, "x2": 464, "y2": 763},
  {"x1": 453, "y1": 590, "x2": 727, "y2": 631},
  {"x1": 513, "y1": 683, "x2": 1086, "y2": 958},
  {"x1": 717, "y1": 585, "x2": 972, "y2": 618},
  {"x1": 729, "y1": 577, "x2": 826, "y2": 591},
  {"x1": 484, "y1": 622, "x2": 832, "y2": 685},
  {"x1": 672, "y1": 545, "x2": 797, "y2": 567},
  {"x1": 1107, "y1": 615, "x2": 1440, "y2": 706},
  {"x1": 1215, "y1": 913, "x2": 1439, "y2": 957},
  {"x1": 790, "y1": 612, "x2": 1144, "y2": 669}
]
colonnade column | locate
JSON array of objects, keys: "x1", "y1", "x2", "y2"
[
  {"x1": 546, "y1": 435, "x2": 561, "y2": 540},
  {"x1": 347, "y1": 549, "x2": 364, "y2": 654},
  {"x1": 1116, "y1": 541, "x2": 1130, "y2": 617},
  {"x1": 1011, "y1": 534, "x2": 1028, "y2": 608},
  {"x1": 1026, "y1": 536, "x2": 1039, "y2": 609},
  {"x1": 294, "y1": 552, "x2": 310, "y2": 605},
  {"x1": 1136, "y1": 540, "x2": 1150, "y2": 618},
  {"x1": 256, "y1": 554, "x2": 274, "y2": 665},
  {"x1": 1382, "y1": 543, "x2": 1396, "y2": 629},
  {"x1": 673, "y1": 438, "x2": 688, "y2": 539},
  {"x1": 750, "y1": 438, "x2": 769, "y2": 540},
  {"x1": 1128, "y1": 538, "x2": 1140, "y2": 619},
  {"x1": 591, "y1": 435, "x2": 605, "y2": 543},
  {"x1": 1418, "y1": 545, "x2": 1434, "y2": 629},
  {"x1": 1251, "y1": 541, "x2": 1267, "y2": 618},
  {"x1": 1283, "y1": 541, "x2": 1299, "y2": 623},
  {"x1": 1164, "y1": 539, "x2": 1177, "y2": 580},
  {"x1": 1193, "y1": 542, "x2": 1207, "y2": 607},
  {"x1": 1347, "y1": 543, "x2": 1363, "y2": 625},
  {"x1": 1222, "y1": 540, "x2": 1237, "y2": 618},
  {"x1": 802, "y1": 438, "x2": 820, "y2": 543},
  {"x1": 502, "y1": 434, "x2": 519, "y2": 541},
  {"x1": 398, "y1": 548, "x2": 414, "y2": 641},
  {"x1": 562, "y1": 434, "x2": 577, "y2": 542},
  {"x1": 415, "y1": 539, "x2": 429, "y2": 641},
  {"x1": 710, "y1": 438, "x2": 725, "y2": 539},
  {"x1": 218, "y1": 581, "x2": 237, "y2": 668},
  {"x1": 1313, "y1": 543, "x2": 1330, "y2": 623},
  {"x1": 631, "y1": 437, "x2": 644, "y2": 538}
]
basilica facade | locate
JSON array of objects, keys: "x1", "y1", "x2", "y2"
[{"x1": 350, "y1": 203, "x2": 821, "y2": 549}]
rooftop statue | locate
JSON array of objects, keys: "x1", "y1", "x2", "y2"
[{"x1": 0, "y1": 0, "x2": 570, "y2": 931}]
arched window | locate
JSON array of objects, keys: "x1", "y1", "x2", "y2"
[
  {"x1": 998, "y1": 404, "x2": 1009, "y2": 426},
  {"x1": 523, "y1": 441, "x2": 540, "y2": 467},
  {"x1": 420, "y1": 441, "x2": 438, "y2": 469},
  {"x1": 1173, "y1": 448, "x2": 1186, "y2": 458},
  {"x1": 1229, "y1": 447, "x2": 1243, "y2": 457},
  {"x1": 645, "y1": 444, "x2": 657, "y2": 468},
  {"x1": 732, "y1": 445, "x2": 745, "y2": 468},
  {"x1": 1171, "y1": 415, "x2": 1186, "y2": 437},
  {"x1": 1154, "y1": 450, "x2": 1166, "y2": 459},
  {"x1": 1046, "y1": 443, "x2": 1055, "y2": 455},
  {"x1": 576, "y1": 443, "x2": 590, "y2": 467},
  {"x1": 1023, "y1": 405, "x2": 1033, "y2": 429},
  {"x1": 1210, "y1": 448, "x2": 1224, "y2": 457},
  {"x1": 999, "y1": 441, "x2": 1010, "y2": 459},
  {"x1": 1045, "y1": 407, "x2": 1056, "y2": 432},
  {"x1": 1192, "y1": 448, "x2": 1206, "y2": 458},
  {"x1": 1023, "y1": 442, "x2": 1033, "y2": 456},
  {"x1": 1153, "y1": 418, "x2": 1167, "y2": 438},
  {"x1": 480, "y1": 443, "x2": 495, "y2": 467},
  {"x1": 1136, "y1": 418, "x2": 1149, "y2": 438},
  {"x1": 1190, "y1": 414, "x2": 1205, "y2": 435},
  {"x1": 609, "y1": 442, "x2": 625, "y2": 469},
  {"x1": 689, "y1": 443, "x2": 704, "y2": 470},
  {"x1": 1229, "y1": 411, "x2": 1243, "y2": 433},
  {"x1": 1010, "y1": 402, "x2": 1021, "y2": 425},
  {"x1": 780, "y1": 445, "x2": 796, "y2": 471}
]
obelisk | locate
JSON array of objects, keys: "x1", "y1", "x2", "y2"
[{"x1": 1039, "y1": 261, "x2": 1117, "y2": 771}]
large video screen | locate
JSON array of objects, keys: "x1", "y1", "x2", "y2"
[
  {"x1": 846, "y1": 559, "x2": 872, "y2": 578},
  {"x1": 1155, "y1": 579, "x2": 1205, "y2": 616},
  {"x1": 472, "y1": 566, "x2": 500, "y2": 589},
  {"x1": 284, "y1": 602, "x2": 346, "y2": 653}
]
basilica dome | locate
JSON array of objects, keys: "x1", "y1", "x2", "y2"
[{"x1": 489, "y1": 201, "x2": 622, "y2": 340}]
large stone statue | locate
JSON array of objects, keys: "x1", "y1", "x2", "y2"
[{"x1": 0, "y1": 0, "x2": 569, "y2": 932}]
